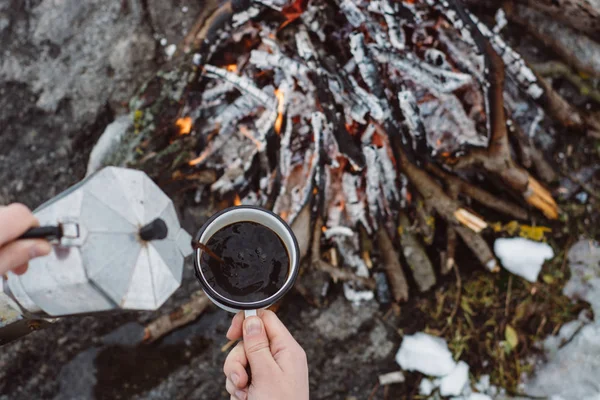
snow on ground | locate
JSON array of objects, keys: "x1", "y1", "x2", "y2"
[
  {"x1": 396, "y1": 332, "x2": 456, "y2": 376},
  {"x1": 522, "y1": 240, "x2": 600, "y2": 400},
  {"x1": 396, "y1": 333, "x2": 494, "y2": 399},
  {"x1": 439, "y1": 361, "x2": 469, "y2": 396},
  {"x1": 396, "y1": 241, "x2": 600, "y2": 400},
  {"x1": 493, "y1": 238, "x2": 554, "y2": 282},
  {"x1": 562, "y1": 239, "x2": 600, "y2": 315}
]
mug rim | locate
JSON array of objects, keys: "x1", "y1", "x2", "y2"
[{"x1": 193, "y1": 205, "x2": 300, "y2": 311}]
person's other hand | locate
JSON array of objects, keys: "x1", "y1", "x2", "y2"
[
  {"x1": 223, "y1": 310, "x2": 309, "y2": 400},
  {"x1": 0, "y1": 203, "x2": 51, "y2": 275}
]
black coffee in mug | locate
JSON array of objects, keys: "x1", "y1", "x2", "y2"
[{"x1": 199, "y1": 221, "x2": 290, "y2": 302}]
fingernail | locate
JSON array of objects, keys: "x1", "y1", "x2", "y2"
[
  {"x1": 230, "y1": 373, "x2": 239, "y2": 386},
  {"x1": 235, "y1": 390, "x2": 247, "y2": 400},
  {"x1": 30, "y1": 242, "x2": 51, "y2": 259},
  {"x1": 244, "y1": 317, "x2": 261, "y2": 337}
]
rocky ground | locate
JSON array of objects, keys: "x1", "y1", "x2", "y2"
[
  {"x1": 0, "y1": 1, "x2": 399, "y2": 398},
  {"x1": 0, "y1": 1, "x2": 598, "y2": 399}
]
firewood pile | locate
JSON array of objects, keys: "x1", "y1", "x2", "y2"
[{"x1": 102, "y1": 0, "x2": 598, "y2": 308}]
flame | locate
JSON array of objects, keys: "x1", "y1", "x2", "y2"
[
  {"x1": 234, "y1": 194, "x2": 242, "y2": 206},
  {"x1": 321, "y1": 226, "x2": 327, "y2": 233},
  {"x1": 226, "y1": 64, "x2": 237, "y2": 72},
  {"x1": 279, "y1": 211, "x2": 289, "y2": 220},
  {"x1": 274, "y1": 89, "x2": 285, "y2": 134},
  {"x1": 175, "y1": 116, "x2": 193, "y2": 135}
]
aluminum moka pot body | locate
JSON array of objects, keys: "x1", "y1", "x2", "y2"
[{"x1": 1, "y1": 167, "x2": 192, "y2": 345}]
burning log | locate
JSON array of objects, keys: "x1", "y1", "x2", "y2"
[{"x1": 93, "y1": 0, "x2": 587, "y2": 304}]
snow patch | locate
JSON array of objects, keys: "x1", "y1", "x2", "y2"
[
  {"x1": 396, "y1": 332, "x2": 456, "y2": 376},
  {"x1": 419, "y1": 378, "x2": 435, "y2": 396},
  {"x1": 494, "y1": 238, "x2": 554, "y2": 282},
  {"x1": 439, "y1": 361, "x2": 470, "y2": 396}
]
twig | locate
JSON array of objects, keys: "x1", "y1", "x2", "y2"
[
  {"x1": 377, "y1": 226, "x2": 409, "y2": 302},
  {"x1": 560, "y1": 170, "x2": 600, "y2": 201},
  {"x1": 221, "y1": 339, "x2": 238, "y2": 353},
  {"x1": 398, "y1": 213, "x2": 436, "y2": 292},
  {"x1": 507, "y1": 117, "x2": 557, "y2": 184},
  {"x1": 368, "y1": 382, "x2": 380, "y2": 400},
  {"x1": 442, "y1": 226, "x2": 457, "y2": 276},
  {"x1": 533, "y1": 61, "x2": 600, "y2": 104},
  {"x1": 143, "y1": 291, "x2": 211, "y2": 343},
  {"x1": 426, "y1": 163, "x2": 529, "y2": 220},
  {"x1": 312, "y1": 216, "x2": 376, "y2": 289},
  {"x1": 505, "y1": 274, "x2": 513, "y2": 320}
]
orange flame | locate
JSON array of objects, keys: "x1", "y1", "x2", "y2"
[
  {"x1": 279, "y1": 211, "x2": 289, "y2": 220},
  {"x1": 175, "y1": 116, "x2": 193, "y2": 135},
  {"x1": 321, "y1": 226, "x2": 327, "y2": 233},
  {"x1": 234, "y1": 194, "x2": 242, "y2": 206},
  {"x1": 226, "y1": 64, "x2": 237, "y2": 72},
  {"x1": 274, "y1": 89, "x2": 285, "y2": 135}
]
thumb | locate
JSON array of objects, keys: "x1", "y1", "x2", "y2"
[{"x1": 243, "y1": 316, "x2": 279, "y2": 377}]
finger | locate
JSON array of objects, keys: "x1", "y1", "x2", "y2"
[
  {"x1": 12, "y1": 264, "x2": 28, "y2": 275},
  {"x1": 0, "y1": 204, "x2": 39, "y2": 246},
  {"x1": 230, "y1": 392, "x2": 247, "y2": 400},
  {"x1": 223, "y1": 342, "x2": 248, "y2": 388},
  {"x1": 226, "y1": 311, "x2": 245, "y2": 341},
  {"x1": 242, "y1": 316, "x2": 280, "y2": 377},
  {"x1": 0, "y1": 239, "x2": 51, "y2": 275},
  {"x1": 226, "y1": 379, "x2": 248, "y2": 400},
  {"x1": 260, "y1": 310, "x2": 305, "y2": 369}
]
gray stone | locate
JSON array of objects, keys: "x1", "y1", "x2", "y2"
[{"x1": 311, "y1": 296, "x2": 378, "y2": 341}]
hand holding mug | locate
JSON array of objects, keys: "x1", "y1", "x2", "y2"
[{"x1": 223, "y1": 310, "x2": 309, "y2": 400}]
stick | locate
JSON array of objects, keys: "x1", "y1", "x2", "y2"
[
  {"x1": 426, "y1": 163, "x2": 529, "y2": 220},
  {"x1": 143, "y1": 291, "x2": 211, "y2": 343},
  {"x1": 377, "y1": 226, "x2": 409, "y2": 302},
  {"x1": 312, "y1": 216, "x2": 376, "y2": 289}
]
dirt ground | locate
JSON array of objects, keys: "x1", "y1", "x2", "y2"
[{"x1": 0, "y1": 1, "x2": 598, "y2": 399}]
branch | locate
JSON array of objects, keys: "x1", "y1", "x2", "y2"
[{"x1": 426, "y1": 163, "x2": 529, "y2": 220}]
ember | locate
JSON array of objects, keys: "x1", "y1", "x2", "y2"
[{"x1": 175, "y1": 116, "x2": 193, "y2": 135}]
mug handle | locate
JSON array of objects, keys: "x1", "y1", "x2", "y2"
[{"x1": 244, "y1": 309, "x2": 257, "y2": 318}]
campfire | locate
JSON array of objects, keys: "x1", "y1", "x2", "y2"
[{"x1": 125, "y1": 0, "x2": 590, "y2": 304}]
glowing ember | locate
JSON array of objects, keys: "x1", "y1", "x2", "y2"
[
  {"x1": 188, "y1": 149, "x2": 210, "y2": 166},
  {"x1": 321, "y1": 226, "x2": 327, "y2": 232},
  {"x1": 274, "y1": 89, "x2": 285, "y2": 134},
  {"x1": 234, "y1": 194, "x2": 242, "y2": 206},
  {"x1": 175, "y1": 116, "x2": 193, "y2": 135},
  {"x1": 226, "y1": 64, "x2": 237, "y2": 72}
]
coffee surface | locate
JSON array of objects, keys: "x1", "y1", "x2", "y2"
[{"x1": 200, "y1": 221, "x2": 289, "y2": 303}]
